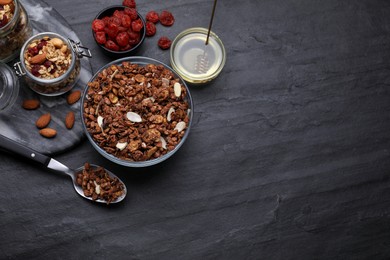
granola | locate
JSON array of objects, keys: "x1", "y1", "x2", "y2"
[
  {"x1": 0, "y1": 1, "x2": 14, "y2": 28},
  {"x1": 83, "y1": 61, "x2": 191, "y2": 162}
]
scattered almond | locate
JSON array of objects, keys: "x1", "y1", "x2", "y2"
[
  {"x1": 39, "y1": 128, "x2": 57, "y2": 138},
  {"x1": 30, "y1": 52, "x2": 47, "y2": 65},
  {"x1": 35, "y1": 113, "x2": 51, "y2": 129},
  {"x1": 65, "y1": 111, "x2": 75, "y2": 129},
  {"x1": 22, "y1": 99, "x2": 40, "y2": 110},
  {"x1": 67, "y1": 90, "x2": 81, "y2": 105}
]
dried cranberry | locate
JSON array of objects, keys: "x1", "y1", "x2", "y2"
[
  {"x1": 0, "y1": 16, "x2": 8, "y2": 28},
  {"x1": 131, "y1": 19, "x2": 143, "y2": 32},
  {"x1": 31, "y1": 65, "x2": 41, "y2": 77},
  {"x1": 128, "y1": 31, "x2": 140, "y2": 46},
  {"x1": 146, "y1": 11, "x2": 159, "y2": 23},
  {"x1": 124, "y1": 8, "x2": 138, "y2": 20},
  {"x1": 159, "y1": 10, "x2": 174, "y2": 26},
  {"x1": 113, "y1": 10, "x2": 124, "y2": 19},
  {"x1": 95, "y1": 31, "x2": 107, "y2": 44},
  {"x1": 158, "y1": 36, "x2": 172, "y2": 50},
  {"x1": 92, "y1": 19, "x2": 105, "y2": 32},
  {"x1": 28, "y1": 46, "x2": 39, "y2": 56},
  {"x1": 105, "y1": 40, "x2": 120, "y2": 51},
  {"x1": 145, "y1": 21, "x2": 156, "y2": 37},
  {"x1": 43, "y1": 60, "x2": 52, "y2": 68},
  {"x1": 50, "y1": 67, "x2": 57, "y2": 74},
  {"x1": 121, "y1": 14, "x2": 131, "y2": 28},
  {"x1": 122, "y1": 0, "x2": 136, "y2": 8},
  {"x1": 37, "y1": 40, "x2": 47, "y2": 50},
  {"x1": 110, "y1": 16, "x2": 122, "y2": 26},
  {"x1": 106, "y1": 23, "x2": 119, "y2": 39},
  {"x1": 116, "y1": 32, "x2": 129, "y2": 47}
]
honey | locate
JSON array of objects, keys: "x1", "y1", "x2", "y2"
[{"x1": 170, "y1": 27, "x2": 226, "y2": 84}]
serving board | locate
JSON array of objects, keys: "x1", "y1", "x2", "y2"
[{"x1": 0, "y1": 0, "x2": 93, "y2": 155}]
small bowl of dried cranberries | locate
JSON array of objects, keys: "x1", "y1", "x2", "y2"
[{"x1": 92, "y1": 5, "x2": 146, "y2": 58}]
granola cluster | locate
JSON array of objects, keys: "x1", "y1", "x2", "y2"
[
  {"x1": 76, "y1": 162, "x2": 125, "y2": 204},
  {"x1": 83, "y1": 61, "x2": 191, "y2": 162}
]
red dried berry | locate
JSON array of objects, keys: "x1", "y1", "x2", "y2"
[
  {"x1": 92, "y1": 19, "x2": 105, "y2": 32},
  {"x1": 113, "y1": 10, "x2": 124, "y2": 19},
  {"x1": 158, "y1": 36, "x2": 172, "y2": 50},
  {"x1": 116, "y1": 32, "x2": 130, "y2": 47},
  {"x1": 105, "y1": 40, "x2": 120, "y2": 51},
  {"x1": 121, "y1": 14, "x2": 131, "y2": 28},
  {"x1": 95, "y1": 31, "x2": 107, "y2": 44},
  {"x1": 145, "y1": 21, "x2": 156, "y2": 37},
  {"x1": 124, "y1": 8, "x2": 138, "y2": 20},
  {"x1": 106, "y1": 23, "x2": 119, "y2": 38},
  {"x1": 159, "y1": 10, "x2": 174, "y2": 26},
  {"x1": 122, "y1": 0, "x2": 136, "y2": 8},
  {"x1": 131, "y1": 19, "x2": 143, "y2": 32},
  {"x1": 28, "y1": 46, "x2": 39, "y2": 56},
  {"x1": 31, "y1": 65, "x2": 41, "y2": 77},
  {"x1": 128, "y1": 30, "x2": 140, "y2": 46},
  {"x1": 146, "y1": 11, "x2": 159, "y2": 23}
]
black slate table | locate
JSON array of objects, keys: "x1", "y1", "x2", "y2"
[{"x1": 1, "y1": 0, "x2": 390, "y2": 259}]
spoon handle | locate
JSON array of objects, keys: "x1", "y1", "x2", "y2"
[{"x1": 0, "y1": 134, "x2": 51, "y2": 167}]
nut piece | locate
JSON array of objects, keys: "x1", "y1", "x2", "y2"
[
  {"x1": 174, "y1": 121, "x2": 186, "y2": 133},
  {"x1": 35, "y1": 113, "x2": 51, "y2": 129},
  {"x1": 50, "y1": 38, "x2": 64, "y2": 48},
  {"x1": 22, "y1": 99, "x2": 40, "y2": 110},
  {"x1": 30, "y1": 53, "x2": 47, "y2": 65},
  {"x1": 126, "y1": 112, "x2": 142, "y2": 123},
  {"x1": 65, "y1": 111, "x2": 75, "y2": 129},
  {"x1": 39, "y1": 128, "x2": 57, "y2": 138},
  {"x1": 174, "y1": 82, "x2": 181, "y2": 97},
  {"x1": 0, "y1": 0, "x2": 12, "y2": 5},
  {"x1": 67, "y1": 90, "x2": 81, "y2": 105}
]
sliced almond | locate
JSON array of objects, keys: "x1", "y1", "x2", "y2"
[
  {"x1": 167, "y1": 107, "x2": 175, "y2": 122},
  {"x1": 97, "y1": 116, "x2": 104, "y2": 129},
  {"x1": 126, "y1": 112, "x2": 142, "y2": 123},
  {"x1": 160, "y1": 137, "x2": 167, "y2": 150},
  {"x1": 162, "y1": 78, "x2": 169, "y2": 87},
  {"x1": 174, "y1": 121, "x2": 186, "y2": 133},
  {"x1": 116, "y1": 142, "x2": 128, "y2": 151},
  {"x1": 174, "y1": 82, "x2": 181, "y2": 97}
]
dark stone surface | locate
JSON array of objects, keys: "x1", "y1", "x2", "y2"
[{"x1": 0, "y1": 0, "x2": 389, "y2": 259}]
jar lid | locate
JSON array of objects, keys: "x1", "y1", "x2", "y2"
[
  {"x1": 170, "y1": 27, "x2": 226, "y2": 85},
  {"x1": 0, "y1": 62, "x2": 19, "y2": 112}
]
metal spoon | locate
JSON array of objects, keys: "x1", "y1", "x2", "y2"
[{"x1": 0, "y1": 134, "x2": 127, "y2": 204}]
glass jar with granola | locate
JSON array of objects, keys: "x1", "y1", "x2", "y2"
[
  {"x1": 14, "y1": 32, "x2": 92, "y2": 96},
  {"x1": 0, "y1": 0, "x2": 32, "y2": 63}
]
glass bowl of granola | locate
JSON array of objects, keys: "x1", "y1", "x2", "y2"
[
  {"x1": 81, "y1": 56, "x2": 194, "y2": 167},
  {"x1": 15, "y1": 32, "x2": 91, "y2": 96}
]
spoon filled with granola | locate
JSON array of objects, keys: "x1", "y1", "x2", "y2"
[{"x1": 0, "y1": 134, "x2": 126, "y2": 204}]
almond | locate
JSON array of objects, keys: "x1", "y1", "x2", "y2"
[
  {"x1": 67, "y1": 90, "x2": 81, "y2": 105},
  {"x1": 39, "y1": 128, "x2": 57, "y2": 138},
  {"x1": 30, "y1": 52, "x2": 47, "y2": 65},
  {"x1": 22, "y1": 99, "x2": 40, "y2": 110},
  {"x1": 65, "y1": 111, "x2": 75, "y2": 129},
  {"x1": 0, "y1": 0, "x2": 12, "y2": 4},
  {"x1": 36, "y1": 113, "x2": 51, "y2": 129}
]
